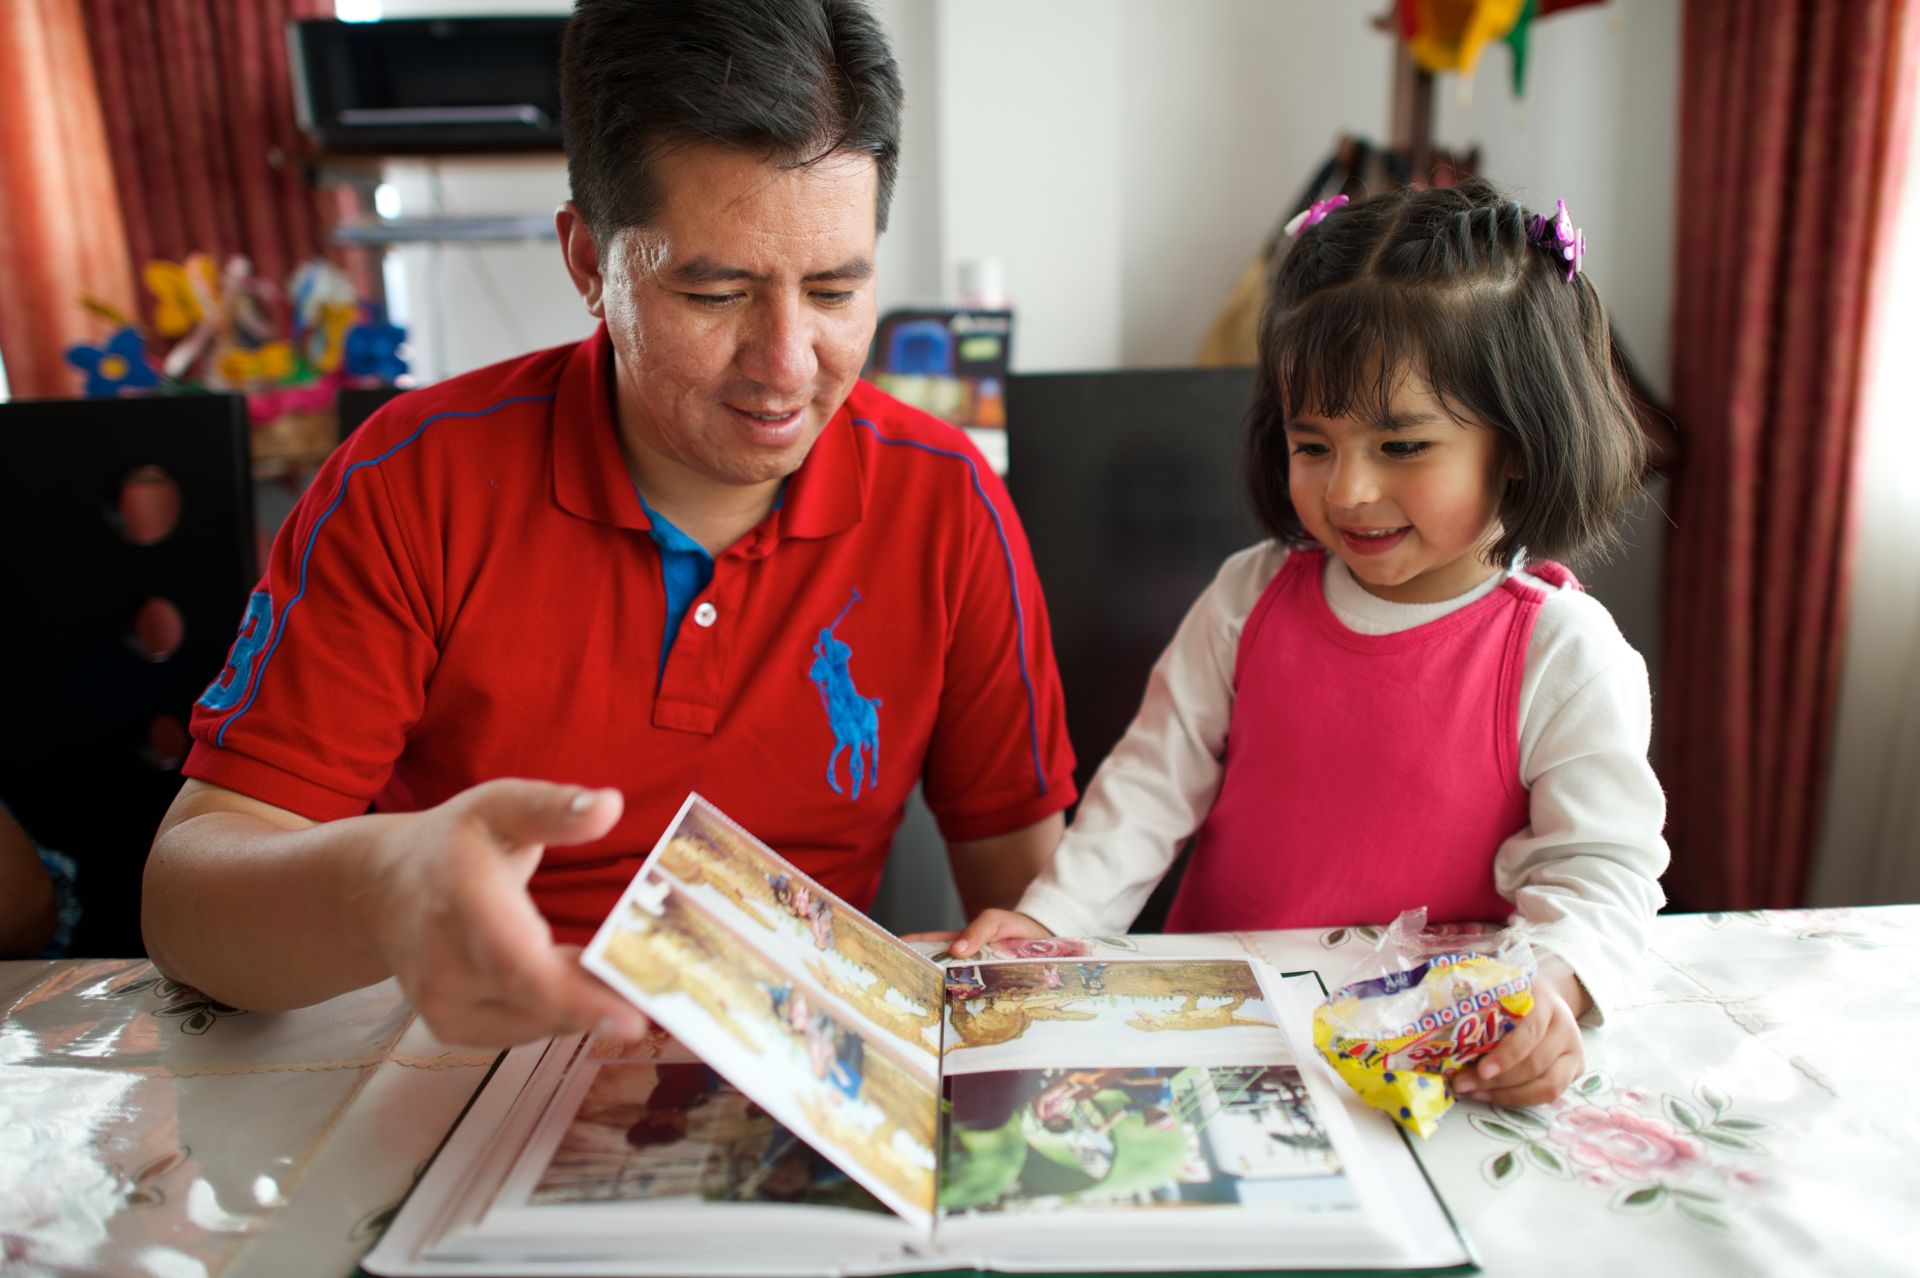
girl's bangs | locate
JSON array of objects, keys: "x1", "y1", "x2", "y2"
[{"x1": 1269, "y1": 285, "x2": 1460, "y2": 426}]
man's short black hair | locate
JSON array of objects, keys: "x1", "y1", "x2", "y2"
[
  {"x1": 561, "y1": 0, "x2": 904, "y2": 242},
  {"x1": 1246, "y1": 180, "x2": 1646, "y2": 568}
]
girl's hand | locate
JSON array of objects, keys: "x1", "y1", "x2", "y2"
[
  {"x1": 924, "y1": 908, "x2": 1052, "y2": 958},
  {"x1": 1451, "y1": 970, "x2": 1590, "y2": 1108}
]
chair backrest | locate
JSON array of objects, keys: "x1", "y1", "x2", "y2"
[
  {"x1": 0, "y1": 394, "x2": 258, "y2": 955},
  {"x1": 338, "y1": 384, "x2": 407, "y2": 437},
  {"x1": 1005, "y1": 368, "x2": 1260, "y2": 928}
]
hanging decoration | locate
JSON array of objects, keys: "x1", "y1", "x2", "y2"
[{"x1": 1392, "y1": 0, "x2": 1608, "y2": 97}]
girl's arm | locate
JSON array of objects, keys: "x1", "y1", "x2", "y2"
[
  {"x1": 1017, "y1": 543, "x2": 1287, "y2": 937},
  {"x1": 1495, "y1": 589, "x2": 1670, "y2": 1023}
]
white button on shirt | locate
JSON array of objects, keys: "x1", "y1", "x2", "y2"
[{"x1": 693, "y1": 601, "x2": 718, "y2": 628}]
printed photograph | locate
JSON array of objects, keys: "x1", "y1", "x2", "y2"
[
  {"x1": 941, "y1": 958, "x2": 1290, "y2": 1073},
  {"x1": 530, "y1": 1061, "x2": 888, "y2": 1213},
  {"x1": 940, "y1": 1064, "x2": 1356, "y2": 1215},
  {"x1": 649, "y1": 796, "x2": 946, "y2": 1062},
  {"x1": 585, "y1": 870, "x2": 940, "y2": 1220}
]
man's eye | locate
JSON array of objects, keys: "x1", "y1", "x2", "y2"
[
  {"x1": 1383, "y1": 440, "x2": 1430, "y2": 458},
  {"x1": 1288, "y1": 442, "x2": 1327, "y2": 457},
  {"x1": 683, "y1": 292, "x2": 742, "y2": 308},
  {"x1": 813, "y1": 290, "x2": 857, "y2": 307}
]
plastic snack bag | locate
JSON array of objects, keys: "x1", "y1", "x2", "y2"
[{"x1": 1311, "y1": 909, "x2": 1537, "y2": 1138}]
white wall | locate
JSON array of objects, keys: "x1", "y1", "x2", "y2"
[{"x1": 1115, "y1": 5, "x2": 1392, "y2": 368}]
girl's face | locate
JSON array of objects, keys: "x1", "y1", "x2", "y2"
[{"x1": 1283, "y1": 368, "x2": 1508, "y2": 604}]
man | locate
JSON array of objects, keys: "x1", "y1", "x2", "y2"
[{"x1": 143, "y1": 0, "x2": 1076, "y2": 1047}]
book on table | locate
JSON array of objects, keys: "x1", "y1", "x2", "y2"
[{"x1": 363, "y1": 793, "x2": 1475, "y2": 1276}]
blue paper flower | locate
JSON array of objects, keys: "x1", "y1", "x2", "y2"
[
  {"x1": 343, "y1": 313, "x2": 408, "y2": 382},
  {"x1": 65, "y1": 327, "x2": 161, "y2": 396}
]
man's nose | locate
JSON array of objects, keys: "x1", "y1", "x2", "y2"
[{"x1": 737, "y1": 298, "x2": 818, "y2": 396}]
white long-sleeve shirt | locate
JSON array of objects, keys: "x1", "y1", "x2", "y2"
[{"x1": 1018, "y1": 542, "x2": 1669, "y2": 1021}]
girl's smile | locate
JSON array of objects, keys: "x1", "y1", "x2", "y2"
[{"x1": 1332, "y1": 524, "x2": 1411, "y2": 555}]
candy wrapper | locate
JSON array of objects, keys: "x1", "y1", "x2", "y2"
[{"x1": 1312, "y1": 909, "x2": 1536, "y2": 1139}]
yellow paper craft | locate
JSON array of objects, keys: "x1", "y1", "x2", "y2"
[
  {"x1": 1405, "y1": 0, "x2": 1526, "y2": 79},
  {"x1": 215, "y1": 340, "x2": 296, "y2": 387},
  {"x1": 145, "y1": 255, "x2": 221, "y2": 338}
]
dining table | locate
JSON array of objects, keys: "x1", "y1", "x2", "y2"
[{"x1": 4, "y1": 905, "x2": 1918, "y2": 1277}]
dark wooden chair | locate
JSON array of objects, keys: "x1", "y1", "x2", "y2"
[
  {"x1": 0, "y1": 394, "x2": 258, "y2": 955},
  {"x1": 1005, "y1": 368, "x2": 1260, "y2": 930}
]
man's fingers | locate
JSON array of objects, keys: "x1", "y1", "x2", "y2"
[
  {"x1": 410, "y1": 926, "x2": 645, "y2": 1044},
  {"x1": 464, "y1": 779, "x2": 624, "y2": 851},
  {"x1": 555, "y1": 945, "x2": 651, "y2": 1037}
]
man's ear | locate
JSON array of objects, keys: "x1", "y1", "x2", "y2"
[{"x1": 557, "y1": 202, "x2": 606, "y2": 317}]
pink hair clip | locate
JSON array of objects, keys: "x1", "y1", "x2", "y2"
[
  {"x1": 1285, "y1": 194, "x2": 1349, "y2": 238},
  {"x1": 1529, "y1": 197, "x2": 1586, "y2": 282}
]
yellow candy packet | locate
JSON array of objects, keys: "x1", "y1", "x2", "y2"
[{"x1": 1312, "y1": 910, "x2": 1536, "y2": 1139}]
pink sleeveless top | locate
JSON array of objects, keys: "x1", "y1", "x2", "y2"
[{"x1": 1163, "y1": 548, "x2": 1576, "y2": 933}]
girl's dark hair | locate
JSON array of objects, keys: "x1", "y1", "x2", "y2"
[
  {"x1": 561, "y1": 0, "x2": 903, "y2": 242},
  {"x1": 1245, "y1": 180, "x2": 1645, "y2": 567}
]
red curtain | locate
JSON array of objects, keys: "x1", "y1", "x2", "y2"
[
  {"x1": 1662, "y1": 0, "x2": 1920, "y2": 909},
  {"x1": 0, "y1": 0, "x2": 137, "y2": 397},
  {"x1": 79, "y1": 0, "x2": 335, "y2": 333}
]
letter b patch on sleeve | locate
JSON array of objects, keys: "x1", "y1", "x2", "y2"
[{"x1": 198, "y1": 590, "x2": 275, "y2": 713}]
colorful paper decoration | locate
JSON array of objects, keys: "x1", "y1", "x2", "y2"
[
  {"x1": 144, "y1": 255, "x2": 220, "y2": 338},
  {"x1": 343, "y1": 308, "x2": 409, "y2": 383},
  {"x1": 64, "y1": 326, "x2": 160, "y2": 396},
  {"x1": 1394, "y1": 0, "x2": 1608, "y2": 96},
  {"x1": 69, "y1": 255, "x2": 406, "y2": 407}
]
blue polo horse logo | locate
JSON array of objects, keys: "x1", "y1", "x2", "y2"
[{"x1": 809, "y1": 590, "x2": 881, "y2": 800}]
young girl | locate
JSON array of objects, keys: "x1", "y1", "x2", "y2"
[{"x1": 949, "y1": 182, "x2": 1668, "y2": 1108}]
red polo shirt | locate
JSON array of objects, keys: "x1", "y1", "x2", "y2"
[{"x1": 185, "y1": 327, "x2": 1076, "y2": 942}]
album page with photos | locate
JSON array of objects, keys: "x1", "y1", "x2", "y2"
[{"x1": 362, "y1": 794, "x2": 1473, "y2": 1276}]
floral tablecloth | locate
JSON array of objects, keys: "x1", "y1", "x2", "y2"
[{"x1": 4, "y1": 907, "x2": 1918, "y2": 1277}]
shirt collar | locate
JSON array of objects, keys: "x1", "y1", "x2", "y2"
[
  {"x1": 551, "y1": 324, "x2": 867, "y2": 542},
  {"x1": 553, "y1": 324, "x2": 649, "y2": 530}
]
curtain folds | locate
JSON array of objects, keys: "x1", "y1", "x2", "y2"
[
  {"x1": 0, "y1": 0, "x2": 335, "y2": 397},
  {"x1": 0, "y1": 0, "x2": 137, "y2": 398},
  {"x1": 81, "y1": 0, "x2": 335, "y2": 333},
  {"x1": 1662, "y1": 0, "x2": 1919, "y2": 909}
]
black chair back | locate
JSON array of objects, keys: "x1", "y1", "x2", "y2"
[
  {"x1": 1005, "y1": 368, "x2": 1260, "y2": 929},
  {"x1": 0, "y1": 394, "x2": 257, "y2": 954}
]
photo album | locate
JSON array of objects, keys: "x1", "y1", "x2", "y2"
[{"x1": 363, "y1": 794, "x2": 1474, "y2": 1276}]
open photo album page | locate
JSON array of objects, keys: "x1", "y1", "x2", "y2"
[
  {"x1": 938, "y1": 954, "x2": 1359, "y2": 1220},
  {"x1": 581, "y1": 794, "x2": 948, "y2": 1227}
]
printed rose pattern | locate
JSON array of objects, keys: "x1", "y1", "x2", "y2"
[
  {"x1": 1548, "y1": 1106, "x2": 1704, "y2": 1179},
  {"x1": 1470, "y1": 1072, "x2": 1774, "y2": 1232}
]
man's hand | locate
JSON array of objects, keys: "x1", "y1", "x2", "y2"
[
  {"x1": 1451, "y1": 969, "x2": 1589, "y2": 1108},
  {"x1": 915, "y1": 907, "x2": 1053, "y2": 958},
  {"x1": 145, "y1": 777, "x2": 649, "y2": 1048},
  {"x1": 356, "y1": 779, "x2": 650, "y2": 1047}
]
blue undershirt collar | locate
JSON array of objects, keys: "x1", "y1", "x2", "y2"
[
  {"x1": 633, "y1": 486, "x2": 716, "y2": 675},
  {"x1": 633, "y1": 482, "x2": 785, "y2": 674}
]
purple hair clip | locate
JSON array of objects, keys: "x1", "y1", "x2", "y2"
[
  {"x1": 1529, "y1": 197, "x2": 1586, "y2": 282},
  {"x1": 1285, "y1": 194, "x2": 1349, "y2": 238}
]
